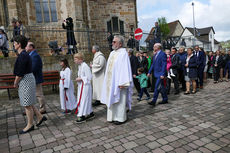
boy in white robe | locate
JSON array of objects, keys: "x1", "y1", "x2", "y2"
[
  {"x1": 74, "y1": 53, "x2": 94, "y2": 123},
  {"x1": 59, "y1": 58, "x2": 77, "y2": 114}
]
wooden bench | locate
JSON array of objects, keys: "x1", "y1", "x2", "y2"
[{"x1": 0, "y1": 71, "x2": 60, "y2": 100}]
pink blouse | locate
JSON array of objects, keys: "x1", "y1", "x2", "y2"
[{"x1": 167, "y1": 55, "x2": 172, "y2": 71}]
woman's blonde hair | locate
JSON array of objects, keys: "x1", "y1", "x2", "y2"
[{"x1": 74, "y1": 53, "x2": 84, "y2": 60}]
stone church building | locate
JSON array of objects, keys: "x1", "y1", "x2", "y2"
[{"x1": 0, "y1": 0, "x2": 137, "y2": 55}]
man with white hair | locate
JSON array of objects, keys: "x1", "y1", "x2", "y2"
[
  {"x1": 148, "y1": 43, "x2": 168, "y2": 106},
  {"x1": 91, "y1": 45, "x2": 106, "y2": 106},
  {"x1": 101, "y1": 35, "x2": 133, "y2": 125}
]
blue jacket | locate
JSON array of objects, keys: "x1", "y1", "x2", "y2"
[
  {"x1": 177, "y1": 52, "x2": 187, "y2": 70},
  {"x1": 148, "y1": 50, "x2": 167, "y2": 78},
  {"x1": 194, "y1": 50, "x2": 206, "y2": 68},
  {"x1": 29, "y1": 50, "x2": 44, "y2": 84},
  {"x1": 184, "y1": 54, "x2": 198, "y2": 79}
]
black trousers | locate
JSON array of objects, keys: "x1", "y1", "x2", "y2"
[
  {"x1": 178, "y1": 69, "x2": 186, "y2": 90},
  {"x1": 166, "y1": 75, "x2": 179, "y2": 94},
  {"x1": 214, "y1": 66, "x2": 220, "y2": 81},
  {"x1": 196, "y1": 67, "x2": 204, "y2": 87},
  {"x1": 67, "y1": 45, "x2": 77, "y2": 54},
  {"x1": 133, "y1": 78, "x2": 141, "y2": 93}
]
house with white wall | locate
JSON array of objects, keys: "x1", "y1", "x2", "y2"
[{"x1": 175, "y1": 27, "x2": 220, "y2": 51}]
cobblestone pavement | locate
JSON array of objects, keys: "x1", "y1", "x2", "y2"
[{"x1": 0, "y1": 80, "x2": 230, "y2": 153}]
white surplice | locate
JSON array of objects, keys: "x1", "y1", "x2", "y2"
[
  {"x1": 101, "y1": 48, "x2": 133, "y2": 122},
  {"x1": 76, "y1": 62, "x2": 93, "y2": 117},
  {"x1": 59, "y1": 67, "x2": 77, "y2": 110},
  {"x1": 92, "y1": 51, "x2": 106, "y2": 101}
]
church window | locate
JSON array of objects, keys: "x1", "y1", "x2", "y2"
[
  {"x1": 107, "y1": 16, "x2": 124, "y2": 34},
  {"x1": 34, "y1": 0, "x2": 58, "y2": 23}
]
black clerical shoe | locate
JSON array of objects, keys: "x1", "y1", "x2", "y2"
[
  {"x1": 76, "y1": 116, "x2": 86, "y2": 123},
  {"x1": 86, "y1": 112, "x2": 95, "y2": 120},
  {"x1": 92, "y1": 100, "x2": 101, "y2": 107},
  {"x1": 36, "y1": 116, "x2": 47, "y2": 127},
  {"x1": 19, "y1": 125, "x2": 34, "y2": 134},
  {"x1": 113, "y1": 121, "x2": 125, "y2": 125}
]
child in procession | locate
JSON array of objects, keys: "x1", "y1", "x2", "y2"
[
  {"x1": 74, "y1": 53, "x2": 94, "y2": 123},
  {"x1": 59, "y1": 58, "x2": 77, "y2": 114},
  {"x1": 134, "y1": 67, "x2": 150, "y2": 101}
]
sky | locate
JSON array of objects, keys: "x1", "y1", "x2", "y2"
[{"x1": 137, "y1": 0, "x2": 230, "y2": 42}]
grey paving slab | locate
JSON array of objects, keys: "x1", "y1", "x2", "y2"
[{"x1": 0, "y1": 80, "x2": 230, "y2": 152}]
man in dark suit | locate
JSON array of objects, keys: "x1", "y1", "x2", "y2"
[
  {"x1": 194, "y1": 46, "x2": 206, "y2": 89},
  {"x1": 127, "y1": 35, "x2": 135, "y2": 49},
  {"x1": 148, "y1": 43, "x2": 168, "y2": 106},
  {"x1": 153, "y1": 22, "x2": 161, "y2": 44},
  {"x1": 138, "y1": 51, "x2": 149, "y2": 74},
  {"x1": 167, "y1": 47, "x2": 180, "y2": 94},
  {"x1": 128, "y1": 48, "x2": 141, "y2": 94},
  {"x1": 26, "y1": 42, "x2": 46, "y2": 114}
]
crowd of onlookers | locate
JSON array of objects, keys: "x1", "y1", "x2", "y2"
[
  {"x1": 0, "y1": 18, "x2": 26, "y2": 57},
  {"x1": 128, "y1": 46, "x2": 230, "y2": 97}
]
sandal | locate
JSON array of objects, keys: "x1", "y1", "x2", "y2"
[{"x1": 192, "y1": 90, "x2": 196, "y2": 94}]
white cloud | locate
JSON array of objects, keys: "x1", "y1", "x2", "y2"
[
  {"x1": 137, "y1": 0, "x2": 230, "y2": 41},
  {"x1": 137, "y1": 0, "x2": 157, "y2": 10}
]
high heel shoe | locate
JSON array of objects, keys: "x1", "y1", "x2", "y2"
[
  {"x1": 36, "y1": 116, "x2": 47, "y2": 127},
  {"x1": 19, "y1": 125, "x2": 34, "y2": 134}
]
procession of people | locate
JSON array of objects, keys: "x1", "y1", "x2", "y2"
[
  {"x1": 0, "y1": 16, "x2": 226, "y2": 135},
  {"x1": 10, "y1": 32, "x2": 230, "y2": 134}
]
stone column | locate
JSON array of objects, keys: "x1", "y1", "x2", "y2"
[{"x1": 7, "y1": 0, "x2": 18, "y2": 22}]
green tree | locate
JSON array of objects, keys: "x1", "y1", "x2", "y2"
[{"x1": 157, "y1": 17, "x2": 170, "y2": 40}]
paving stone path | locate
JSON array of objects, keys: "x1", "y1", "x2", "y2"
[{"x1": 0, "y1": 80, "x2": 230, "y2": 153}]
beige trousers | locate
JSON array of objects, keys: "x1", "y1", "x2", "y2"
[{"x1": 36, "y1": 83, "x2": 46, "y2": 112}]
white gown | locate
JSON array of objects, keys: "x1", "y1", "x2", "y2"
[
  {"x1": 92, "y1": 51, "x2": 106, "y2": 101},
  {"x1": 59, "y1": 67, "x2": 77, "y2": 110},
  {"x1": 76, "y1": 62, "x2": 93, "y2": 117},
  {"x1": 101, "y1": 48, "x2": 133, "y2": 122}
]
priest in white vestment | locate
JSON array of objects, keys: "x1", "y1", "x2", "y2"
[
  {"x1": 91, "y1": 45, "x2": 106, "y2": 106},
  {"x1": 101, "y1": 35, "x2": 133, "y2": 125},
  {"x1": 74, "y1": 53, "x2": 94, "y2": 123}
]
